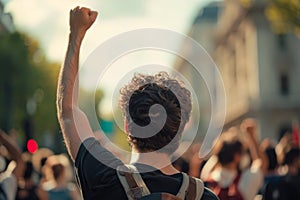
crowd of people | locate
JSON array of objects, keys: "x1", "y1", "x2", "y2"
[
  {"x1": 174, "y1": 118, "x2": 300, "y2": 200},
  {"x1": 0, "y1": 117, "x2": 299, "y2": 200},
  {"x1": 0, "y1": 130, "x2": 81, "y2": 200}
]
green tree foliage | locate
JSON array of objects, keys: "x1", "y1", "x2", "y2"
[
  {"x1": 0, "y1": 32, "x2": 60, "y2": 144},
  {"x1": 0, "y1": 32, "x2": 32, "y2": 132},
  {"x1": 266, "y1": 0, "x2": 300, "y2": 35}
]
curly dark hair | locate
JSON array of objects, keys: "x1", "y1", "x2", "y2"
[
  {"x1": 119, "y1": 72, "x2": 192, "y2": 154},
  {"x1": 217, "y1": 140, "x2": 243, "y2": 166}
]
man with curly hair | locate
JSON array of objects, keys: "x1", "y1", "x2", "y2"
[{"x1": 57, "y1": 6, "x2": 218, "y2": 200}]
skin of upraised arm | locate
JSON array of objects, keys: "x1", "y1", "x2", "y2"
[
  {"x1": 56, "y1": 7, "x2": 98, "y2": 161},
  {"x1": 242, "y1": 119, "x2": 268, "y2": 174}
]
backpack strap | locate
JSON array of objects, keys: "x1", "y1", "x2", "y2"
[
  {"x1": 191, "y1": 177, "x2": 205, "y2": 200},
  {"x1": 176, "y1": 173, "x2": 190, "y2": 199},
  {"x1": 177, "y1": 173, "x2": 204, "y2": 200},
  {"x1": 117, "y1": 164, "x2": 150, "y2": 200},
  {"x1": 117, "y1": 165, "x2": 204, "y2": 200}
]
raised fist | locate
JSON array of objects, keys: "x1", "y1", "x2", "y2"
[
  {"x1": 69, "y1": 6, "x2": 98, "y2": 36},
  {"x1": 240, "y1": 118, "x2": 256, "y2": 137}
]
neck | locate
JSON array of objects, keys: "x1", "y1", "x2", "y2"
[{"x1": 130, "y1": 148, "x2": 179, "y2": 175}]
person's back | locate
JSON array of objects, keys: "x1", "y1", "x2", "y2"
[
  {"x1": 47, "y1": 163, "x2": 78, "y2": 200},
  {"x1": 76, "y1": 141, "x2": 217, "y2": 199},
  {"x1": 272, "y1": 148, "x2": 300, "y2": 200}
]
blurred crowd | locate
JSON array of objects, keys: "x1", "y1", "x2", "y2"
[
  {"x1": 0, "y1": 118, "x2": 299, "y2": 200},
  {"x1": 174, "y1": 118, "x2": 300, "y2": 200},
  {"x1": 0, "y1": 130, "x2": 81, "y2": 200}
]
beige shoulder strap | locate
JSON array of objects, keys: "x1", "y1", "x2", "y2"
[
  {"x1": 116, "y1": 164, "x2": 150, "y2": 200},
  {"x1": 177, "y1": 173, "x2": 204, "y2": 200}
]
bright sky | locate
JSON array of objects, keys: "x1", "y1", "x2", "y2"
[{"x1": 4, "y1": 0, "x2": 213, "y2": 113}]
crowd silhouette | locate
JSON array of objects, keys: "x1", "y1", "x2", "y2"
[{"x1": 0, "y1": 117, "x2": 299, "y2": 199}]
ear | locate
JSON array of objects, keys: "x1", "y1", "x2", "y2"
[{"x1": 124, "y1": 120, "x2": 129, "y2": 134}]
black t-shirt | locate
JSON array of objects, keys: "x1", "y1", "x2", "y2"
[{"x1": 75, "y1": 137, "x2": 218, "y2": 200}]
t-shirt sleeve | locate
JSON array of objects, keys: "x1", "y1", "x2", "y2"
[{"x1": 75, "y1": 137, "x2": 123, "y2": 191}]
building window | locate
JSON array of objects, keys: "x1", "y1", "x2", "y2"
[{"x1": 280, "y1": 73, "x2": 289, "y2": 96}]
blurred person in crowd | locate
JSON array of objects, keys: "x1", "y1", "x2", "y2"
[
  {"x1": 275, "y1": 133, "x2": 293, "y2": 166},
  {"x1": 263, "y1": 147, "x2": 280, "y2": 179},
  {"x1": 39, "y1": 157, "x2": 49, "y2": 190},
  {"x1": 172, "y1": 142, "x2": 202, "y2": 174},
  {"x1": 40, "y1": 155, "x2": 80, "y2": 200},
  {"x1": 284, "y1": 148, "x2": 300, "y2": 177},
  {"x1": 0, "y1": 130, "x2": 25, "y2": 200},
  {"x1": 48, "y1": 163, "x2": 80, "y2": 200},
  {"x1": 282, "y1": 148, "x2": 300, "y2": 198},
  {"x1": 31, "y1": 148, "x2": 54, "y2": 187},
  {"x1": 56, "y1": 6, "x2": 218, "y2": 200},
  {"x1": 204, "y1": 119, "x2": 267, "y2": 200},
  {"x1": 16, "y1": 160, "x2": 48, "y2": 200},
  {"x1": 257, "y1": 143, "x2": 282, "y2": 197},
  {"x1": 263, "y1": 147, "x2": 300, "y2": 200}
]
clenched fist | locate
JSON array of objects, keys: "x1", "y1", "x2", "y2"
[{"x1": 69, "y1": 6, "x2": 98, "y2": 37}]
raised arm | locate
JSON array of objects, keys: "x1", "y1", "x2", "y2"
[
  {"x1": 56, "y1": 7, "x2": 98, "y2": 160},
  {"x1": 241, "y1": 119, "x2": 268, "y2": 173},
  {"x1": 0, "y1": 130, "x2": 25, "y2": 180}
]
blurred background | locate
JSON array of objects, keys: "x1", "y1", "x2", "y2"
[{"x1": 0, "y1": 0, "x2": 299, "y2": 155}]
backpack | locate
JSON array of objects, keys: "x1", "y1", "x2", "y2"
[
  {"x1": 116, "y1": 164, "x2": 204, "y2": 200},
  {"x1": 205, "y1": 173, "x2": 243, "y2": 200}
]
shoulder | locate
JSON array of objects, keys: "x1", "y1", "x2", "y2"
[
  {"x1": 75, "y1": 137, "x2": 122, "y2": 169},
  {"x1": 74, "y1": 137, "x2": 124, "y2": 196},
  {"x1": 201, "y1": 187, "x2": 219, "y2": 200}
]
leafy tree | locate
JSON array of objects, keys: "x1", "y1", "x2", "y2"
[
  {"x1": 239, "y1": 0, "x2": 300, "y2": 35},
  {"x1": 0, "y1": 32, "x2": 32, "y2": 132},
  {"x1": 0, "y1": 32, "x2": 60, "y2": 147},
  {"x1": 265, "y1": 0, "x2": 300, "y2": 35},
  {"x1": 266, "y1": 0, "x2": 300, "y2": 37}
]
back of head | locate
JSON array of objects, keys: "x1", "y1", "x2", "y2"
[
  {"x1": 51, "y1": 163, "x2": 65, "y2": 181},
  {"x1": 217, "y1": 139, "x2": 243, "y2": 166},
  {"x1": 284, "y1": 148, "x2": 300, "y2": 166},
  {"x1": 265, "y1": 147, "x2": 278, "y2": 171},
  {"x1": 119, "y1": 72, "x2": 192, "y2": 154}
]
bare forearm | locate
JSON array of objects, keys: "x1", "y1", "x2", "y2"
[
  {"x1": 57, "y1": 32, "x2": 85, "y2": 116},
  {"x1": 56, "y1": 6, "x2": 98, "y2": 160},
  {"x1": 248, "y1": 136, "x2": 260, "y2": 160},
  {"x1": 0, "y1": 131, "x2": 22, "y2": 162},
  {"x1": 0, "y1": 130, "x2": 24, "y2": 178},
  {"x1": 248, "y1": 134, "x2": 268, "y2": 172}
]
